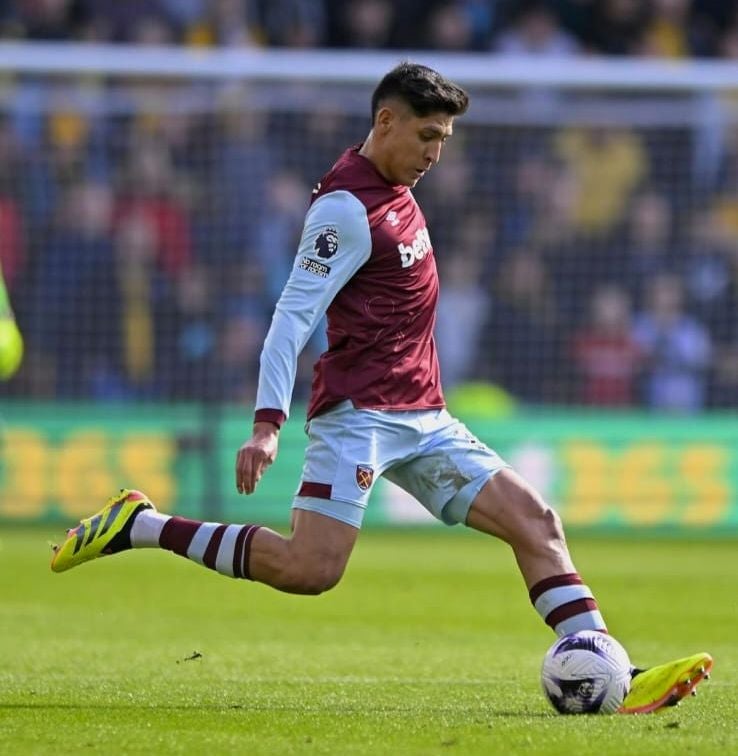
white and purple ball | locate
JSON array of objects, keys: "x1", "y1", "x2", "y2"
[{"x1": 541, "y1": 630, "x2": 631, "y2": 714}]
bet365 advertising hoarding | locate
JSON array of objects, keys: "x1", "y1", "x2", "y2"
[{"x1": 1, "y1": 403, "x2": 736, "y2": 533}]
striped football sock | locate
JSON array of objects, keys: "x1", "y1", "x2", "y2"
[
  {"x1": 529, "y1": 573, "x2": 607, "y2": 636},
  {"x1": 130, "y1": 509, "x2": 170, "y2": 548},
  {"x1": 132, "y1": 511, "x2": 261, "y2": 580}
]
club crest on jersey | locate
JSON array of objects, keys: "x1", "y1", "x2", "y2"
[
  {"x1": 355, "y1": 464, "x2": 374, "y2": 491},
  {"x1": 314, "y1": 226, "x2": 338, "y2": 259},
  {"x1": 397, "y1": 227, "x2": 432, "y2": 268}
]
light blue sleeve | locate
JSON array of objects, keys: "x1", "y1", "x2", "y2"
[{"x1": 255, "y1": 190, "x2": 372, "y2": 420}]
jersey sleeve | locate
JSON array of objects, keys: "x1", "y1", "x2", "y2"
[{"x1": 254, "y1": 190, "x2": 372, "y2": 426}]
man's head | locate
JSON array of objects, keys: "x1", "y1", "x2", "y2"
[
  {"x1": 370, "y1": 62, "x2": 470, "y2": 124},
  {"x1": 361, "y1": 62, "x2": 469, "y2": 187}
]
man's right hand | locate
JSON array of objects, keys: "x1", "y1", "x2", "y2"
[{"x1": 235, "y1": 422, "x2": 280, "y2": 495}]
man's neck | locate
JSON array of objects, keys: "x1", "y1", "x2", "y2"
[{"x1": 358, "y1": 131, "x2": 391, "y2": 183}]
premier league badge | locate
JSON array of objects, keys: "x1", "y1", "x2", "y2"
[{"x1": 314, "y1": 227, "x2": 338, "y2": 259}]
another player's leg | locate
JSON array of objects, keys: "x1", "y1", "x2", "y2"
[{"x1": 51, "y1": 489, "x2": 358, "y2": 595}]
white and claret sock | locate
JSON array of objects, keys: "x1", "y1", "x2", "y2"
[
  {"x1": 130, "y1": 510, "x2": 261, "y2": 580},
  {"x1": 528, "y1": 573, "x2": 607, "y2": 636}
]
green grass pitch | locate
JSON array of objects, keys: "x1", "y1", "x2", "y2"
[{"x1": 0, "y1": 527, "x2": 735, "y2": 755}]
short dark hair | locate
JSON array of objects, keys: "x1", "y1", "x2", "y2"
[{"x1": 370, "y1": 62, "x2": 469, "y2": 123}]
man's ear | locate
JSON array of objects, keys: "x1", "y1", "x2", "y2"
[{"x1": 375, "y1": 105, "x2": 394, "y2": 134}]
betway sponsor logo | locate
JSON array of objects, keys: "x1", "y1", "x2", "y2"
[{"x1": 398, "y1": 227, "x2": 432, "y2": 268}]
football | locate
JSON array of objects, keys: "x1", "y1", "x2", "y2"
[{"x1": 541, "y1": 630, "x2": 632, "y2": 714}]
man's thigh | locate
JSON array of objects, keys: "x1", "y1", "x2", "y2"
[
  {"x1": 292, "y1": 402, "x2": 419, "y2": 528},
  {"x1": 289, "y1": 507, "x2": 360, "y2": 570},
  {"x1": 385, "y1": 411, "x2": 510, "y2": 525}
]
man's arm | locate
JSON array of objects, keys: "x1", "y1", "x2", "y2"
[{"x1": 235, "y1": 190, "x2": 371, "y2": 495}]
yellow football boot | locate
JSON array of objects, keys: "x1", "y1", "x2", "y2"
[
  {"x1": 51, "y1": 489, "x2": 154, "y2": 573},
  {"x1": 619, "y1": 652, "x2": 713, "y2": 714}
]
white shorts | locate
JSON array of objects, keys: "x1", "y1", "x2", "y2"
[{"x1": 292, "y1": 401, "x2": 510, "y2": 528}]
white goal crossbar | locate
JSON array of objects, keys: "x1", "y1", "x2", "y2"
[{"x1": 1, "y1": 41, "x2": 738, "y2": 92}]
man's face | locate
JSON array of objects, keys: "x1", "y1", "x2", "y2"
[{"x1": 374, "y1": 100, "x2": 454, "y2": 187}]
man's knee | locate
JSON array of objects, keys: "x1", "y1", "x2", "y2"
[
  {"x1": 267, "y1": 509, "x2": 357, "y2": 594},
  {"x1": 531, "y1": 497, "x2": 564, "y2": 539},
  {"x1": 276, "y1": 555, "x2": 346, "y2": 595},
  {"x1": 468, "y1": 470, "x2": 566, "y2": 550},
  {"x1": 506, "y1": 481, "x2": 563, "y2": 536},
  {"x1": 281, "y1": 564, "x2": 344, "y2": 595}
]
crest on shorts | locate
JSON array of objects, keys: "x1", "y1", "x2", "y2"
[{"x1": 355, "y1": 464, "x2": 374, "y2": 491}]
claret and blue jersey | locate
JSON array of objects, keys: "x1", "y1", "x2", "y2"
[{"x1": 254, "y1": 145, "x2": 444, "y2": 426}]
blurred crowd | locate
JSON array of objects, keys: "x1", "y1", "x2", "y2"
[
  {"x1": 432, "y1": 115, "x2": 738, "y2": 413},
  {"x1": 1, "y1": 2, "x2": 738, "y2": 413},
  {"x1": 1, "y1": 0, "x2": 738, "y2": 59},
  {"x1": 2, "y1": 83, "x2": 738, "y2": 414}
]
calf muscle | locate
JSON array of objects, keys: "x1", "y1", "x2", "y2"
[{"x1": 247, "y1": 510, "x2": 359, "y2": 594}]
